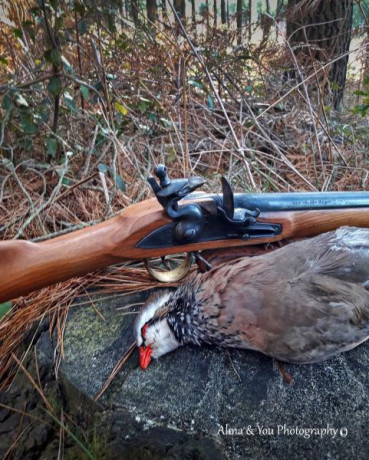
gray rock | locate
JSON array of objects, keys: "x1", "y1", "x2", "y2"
[{"x1": 61, "y1": 290, "x2": 369, "y2": 459}]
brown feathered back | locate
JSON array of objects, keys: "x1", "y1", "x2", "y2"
[{"x1": 187, "y1": 227, "x2": 369, "y2": 363}]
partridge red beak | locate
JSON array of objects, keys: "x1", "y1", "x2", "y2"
[{"x1": 139, "y1": 344, "x2": 152, "y2": 370}]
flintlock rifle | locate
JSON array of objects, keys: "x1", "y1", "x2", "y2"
[{"x1": 1, "y1": 164, "x2": 369, "y2": 303}]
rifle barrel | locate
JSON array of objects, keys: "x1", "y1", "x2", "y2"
[
  {"x1": 1, "y1": 195, "x2": 369, "y2": 303},
  {"x1": 234, "y1": 191, "x2": 369, "y2": 211}
]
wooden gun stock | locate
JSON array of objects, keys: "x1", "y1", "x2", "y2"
[{"x1": 1, "y1": 199, "x2": 369, "y2": 303}]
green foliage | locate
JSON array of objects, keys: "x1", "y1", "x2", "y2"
[
  {"x1": 207, "y1": 95, "x2": 214, "y2": 110},
  {"x1": 98, "y1": 163, "x2": 125, "y2": 192},
  {"x1": 352, "y1": 1, "x2": 369, "y2": 29},
  {"x1": 64, "y1": 92, "x2": 77, "y2": 112},
  {"x1": 0, "y1": 0, "x2": 363, "y2": 191},
  {"x1": 80, "y1": 85, "x2": 89, "y2": 100},
  {"x1": 20, "y1": 111, "x2": 39, "y2": 134},
  {"x1": 138, "y1": 98, "x2": 151, "y2": 113},
  {"x1": 42, "y1": 408, "x2": 95, "y2": 460},
  {"x1": 353, "y1": 76, "x2": 369, "y2": 117},
  {"x1": 78, "y1": 18, "x2": 88, "y2": 35},
  {"x1": 13, "y1": 28, "x2": 22, "y2": 39},
  {"x1": 50, "y1": 49, "x2": 62, "y2": 67},
  {"x1": 115, "y1": 101, "x2": 128, "y2": 116},
  {"x1": 47, "y1": 77, "x2": 63, "y2": 96},
  {"x1": 73, "y1": 1, "x2": 86, "y2": 15},
  {"x1": 0, "y1": 55, "x2": 8, "y2": 66},
  {"x1": 45, "y1": 137, "x2": 58, "y2": 157},
  {"x1": 2, "y1": 94, "x2": 13, "y2": 111},
  {"x1": 199, "y1": 3, "x2": 209, "y2": 17},
  {"x1": 22, "y1": 20, "x2": 36, "y2": 43},
  {"x1": 0, "y1": 302, "x2": 12, "y2": 318},
  {"x1": 98, "y1": 163, "x2": 108, "y2": 173},
  {"x1": 188, "y1": 80, "x2": 204, "y2": 90},
  {"x1": 115, "y1": 174, "x2": 126, "y2": 193}
]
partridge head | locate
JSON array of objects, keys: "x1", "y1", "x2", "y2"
[{"x1": 135, "y1": 227, "x2": 369, "y2": 369}]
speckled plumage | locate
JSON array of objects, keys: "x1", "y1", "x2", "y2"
[{"x1": 135, "y1": 227, "x2": 369, "y2": 365}]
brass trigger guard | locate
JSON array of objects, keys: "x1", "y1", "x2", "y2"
[{"x1": 145, "y1": 253, "x2": 192, "y2": 282}]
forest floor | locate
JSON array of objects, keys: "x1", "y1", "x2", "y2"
[{"x1": 1, "y1": 24, "x2": 369, "y2": 458}]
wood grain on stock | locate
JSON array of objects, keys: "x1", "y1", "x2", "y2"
[{"x1": 0, "y1": 198, "x2": 369, "y2": 303}]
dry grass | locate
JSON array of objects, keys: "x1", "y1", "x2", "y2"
[{"x1": 0, "y1": 262, "x2": 183, "y2": 390}]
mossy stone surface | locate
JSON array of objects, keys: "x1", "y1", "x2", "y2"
[{"x1": 61, "y1": 290, "x2": 369, "y2": 459}]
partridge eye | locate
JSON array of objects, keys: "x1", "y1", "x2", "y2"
[{"x1": 141, "y1": 323, "x2": 149, "y2": 340}]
